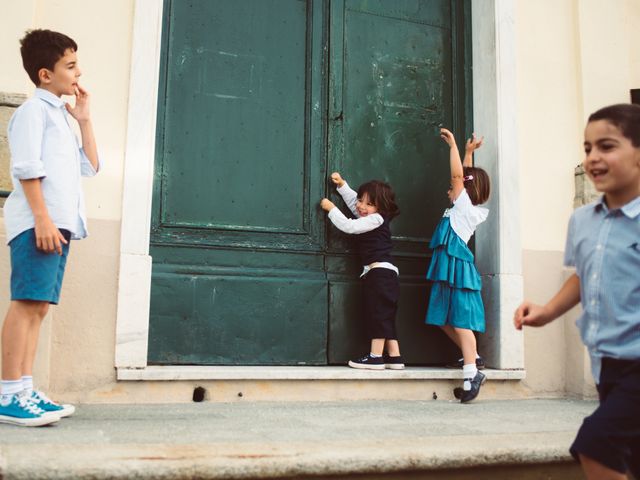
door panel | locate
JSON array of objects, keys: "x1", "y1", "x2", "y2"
[
  {"x1": 159, "y1": 0, "x2": 308, "y2": 231},
  {"x1": 327, "y1": 0, "x2": 468, "y2": 363},
  {"x1": 149, "y1": 0, "x2": 327, "y2": 365},
  {"x1": 153, "y1": 0, "x2": 325, "y2": 251},
  {"x1": 329, "y1": 0, "x2": 457, "y2": 252},
  {"x1": 150, "y1": 272, "x2": 327, "y2": 365}
]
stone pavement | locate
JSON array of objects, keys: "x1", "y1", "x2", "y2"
[{"x1": 0, "y1": 398, "x2": 596, "y2": 479}]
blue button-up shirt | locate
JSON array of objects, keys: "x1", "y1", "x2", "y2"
[
  {"x1": 4, "y1": 88, "x2": 100, "y2": 244},
  {"x1": 564, "y1": 195, "x2": 640, "y2": 383}
]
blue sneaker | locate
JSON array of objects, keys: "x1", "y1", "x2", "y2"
[
  {"x1": 0, "y1": 394, "x2": 60, "y2": 427},
  {"x1": 30, "y1": 390, "x2": 75, "y2": 418}
]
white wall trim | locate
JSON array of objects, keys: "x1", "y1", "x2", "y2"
[
  {"x1": 114, "y1": 0, "x2": 524, "y2": 375},
  {"x1": 115, "y1": 0, "x2": 164, "y2": 368},
  {"x1": 473, "y1": 0, "x2": 524, "y2": 369}
]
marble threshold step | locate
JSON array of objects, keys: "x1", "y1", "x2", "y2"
[{"x1": 117, "y1": 365, "x2": 525, "y2": 381}]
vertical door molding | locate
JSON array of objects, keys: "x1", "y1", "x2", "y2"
[
  {"x1": 115, "y1": 0, "x2": 164, "y2": 368},
  {"x1": 115, "y1": 0, "x2": 524, "y2": 373},
  {"x1": 472, "y1": 0, "x2": 524, "y2": 369}
]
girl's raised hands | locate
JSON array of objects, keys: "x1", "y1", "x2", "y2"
[
  {"x1": 330, "y1": 172, "x2": 345, "y2": 187},
  {"x1": 439, "y1": 128, "x2": 456, "y2": 147},
  {"x1": 465, "y1": 133, "x2": 484, "y2": 153}
]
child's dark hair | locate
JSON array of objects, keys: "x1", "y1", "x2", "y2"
[
  {"x1": 357, "y1": 180, "x2": 400, "y2": 219},
  {"x1": 463, "y1": 166, "x2": 490, "y2": 205},
  {"x1": 20, "y1": 29, "x2": 78, "y2": 86},
  {"x1": 588, "y1": 103, "x2": 640, "y2": 147}
]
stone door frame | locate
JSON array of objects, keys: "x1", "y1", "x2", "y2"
[{"x1": 114, "y1": 0, "x2": 524, "y2": 378}]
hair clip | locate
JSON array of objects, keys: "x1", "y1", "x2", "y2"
[{"x1": 463, "y1": 175, "x2": 474, "y2": 181}]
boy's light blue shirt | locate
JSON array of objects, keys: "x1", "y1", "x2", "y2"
[
  {"x1": 564, "y1": 195, "x2": 640, "y2": 383},
  {"x1": 4, "y1": 88, "x2": 100, "y2": 244}
]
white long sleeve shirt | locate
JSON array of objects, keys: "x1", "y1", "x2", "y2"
[
  {"x1": 327, "y1": 182, "x2": 384, "y2": 234},
  {"x1": 327, "y1": 182, "x2": 398, "y2": 276},
  {"x1": 4, "y1": 88, "x2": 100, "y2": 243}
]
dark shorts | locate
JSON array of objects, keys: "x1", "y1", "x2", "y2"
[
  {"x1": 9, "y1": 228, "x2": 71, "y2": 305},
  {"x1": 362, "y1": 268, "x2": 399, "y2": 340},
  {"x1": 570, "y1": 357, "x2": 640, "y2": 476}
]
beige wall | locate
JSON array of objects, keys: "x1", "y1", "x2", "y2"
[
  {"x1": 630, "y1": 0, "x2": 640, "y2": 86},
  {"x1": 0, "y1": 0, "x2": 134, "y2": 398},
  {"x1": 516, "y1": 0, "x2": 583, "y2": 253},
  {"x1": 576, "y1": 0, "x2": 636, "y2": 120},
  {"x1": 516, "y1": 0, "x2": 638, "y2": 253},
  {"x1": 0, "y1": 0, "x2": 134, "y2": 221},
  {"x1": 0, "y1": 1, "x2": 35, "y2": 95},
  {"x1": 0, "y1": 0, "x2": 637, "y2": 402},
  {"x1": 515, "y1": 0, "x2": 637, "y2": 399}
]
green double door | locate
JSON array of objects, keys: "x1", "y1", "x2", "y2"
[{"x1": 149, "y1": 0, "x2": 472, "y2": 366}]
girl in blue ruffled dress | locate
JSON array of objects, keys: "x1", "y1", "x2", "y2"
[{"x1": 426, "y1": 128, "x2": 491, "y2": 403}]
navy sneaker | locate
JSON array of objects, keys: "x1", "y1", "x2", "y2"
[
  {"x1": 460, "y1": 371, "x2": 486, "y2": 403},
  {"x1": 348, "y1": 354, "x2": 385, "y2": 370},
  {"x1": 383, "y1": 354, "x2": 405, "y2": 370},
  {"x1": 30, "y1": 390, "x2": 75, "y2": 418},
  {"x1": 0, "y1": 394, "x2": 60, "y2": 427},
  {"x1": 446, "y1": 356, "x2": 485, "y2": 370}
]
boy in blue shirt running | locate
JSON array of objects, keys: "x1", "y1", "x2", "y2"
[
  {"x1": 0, "y1": 29, "x2": 100, "y2": 427},
  {"x1": 515, "y1": 104, "x2": 640, "y2": 480}
]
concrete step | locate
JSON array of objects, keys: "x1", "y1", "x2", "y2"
[
  {"x1": 108, "y1": 366, "x2": 529, "y2": 404},
  {"x1": 0, "y1": 399, "x2": 595, "y2": 479}
]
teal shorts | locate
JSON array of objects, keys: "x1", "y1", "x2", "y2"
[{"x1": 9, "y1": 228, "x2": 71, "y2": 305}]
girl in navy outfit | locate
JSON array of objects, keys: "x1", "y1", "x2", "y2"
[
  {"x1": 320, "y1": 173, "x2": 402, "y2": 370},
  {"x1": 425, "y1": 128, "x2": 491, "y2": 403}
]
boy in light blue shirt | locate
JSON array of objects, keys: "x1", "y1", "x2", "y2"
[
  {"x1": 515, "y1": 104, "x2": 640, "y2": 480},
  {"x1": 0, "y1": 29, "x2": 100, "y2": 427}
]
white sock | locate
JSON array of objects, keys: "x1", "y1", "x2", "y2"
[
  {"x1": 21, "y1": 376, "x2": 34, "y2": 396},
  {"x1": 369, "y1": 352, "x2": 382, "y2": 358},
  {"x1": 458, "y1": 354, "x2": 481, "y2": 361},
  {"x1": 1, "y1": 379, "x2": 23, "y2": 405},
  {"x1": 462, "y1": 364, "x2": 478, "y2": 391}
]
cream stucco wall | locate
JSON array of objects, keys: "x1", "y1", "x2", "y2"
[
  {"x1": 0, "y1": 1, "x2": 34, "y2": 95},
  {"x1": 515, "y1": 0, "x2": 638, "y2": 398},
  {"x1": 516, "y1": 0, "x2": 582, "y2": 253},
  {"x1": 0, "y1": 0, "x2": 134, "y2": 399},
  {"x1": 517, "y1": 0, "x2": 638, "y2": 253},
  {"x1": 630, "y1": 0, "x2": 640, "y2": 86},
  {"x1": 0, "y1": 0, "x2": 134, "y2": 221},
  {"x1": 0, "y1": 0, "x2": 637, "y2": 402}
]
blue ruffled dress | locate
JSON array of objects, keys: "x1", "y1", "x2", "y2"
[{"x1": 425, "y1": 215, "x2": 485, "y2": 332}]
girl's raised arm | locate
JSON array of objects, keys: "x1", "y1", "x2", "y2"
[
  {"x1": 463, "y1": 133, "x2": 484, "y2": 167},
  {"x1": 440, "y1": 128, "x2": 464, "y2": 199}
]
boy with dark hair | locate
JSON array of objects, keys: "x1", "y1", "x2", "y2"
[
  {"x1": 515, "y1": 104, "x2": 640, "y2": 479},
  {"x1": 0, "y1": 29, "x2": 100, "y2": 426}
]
